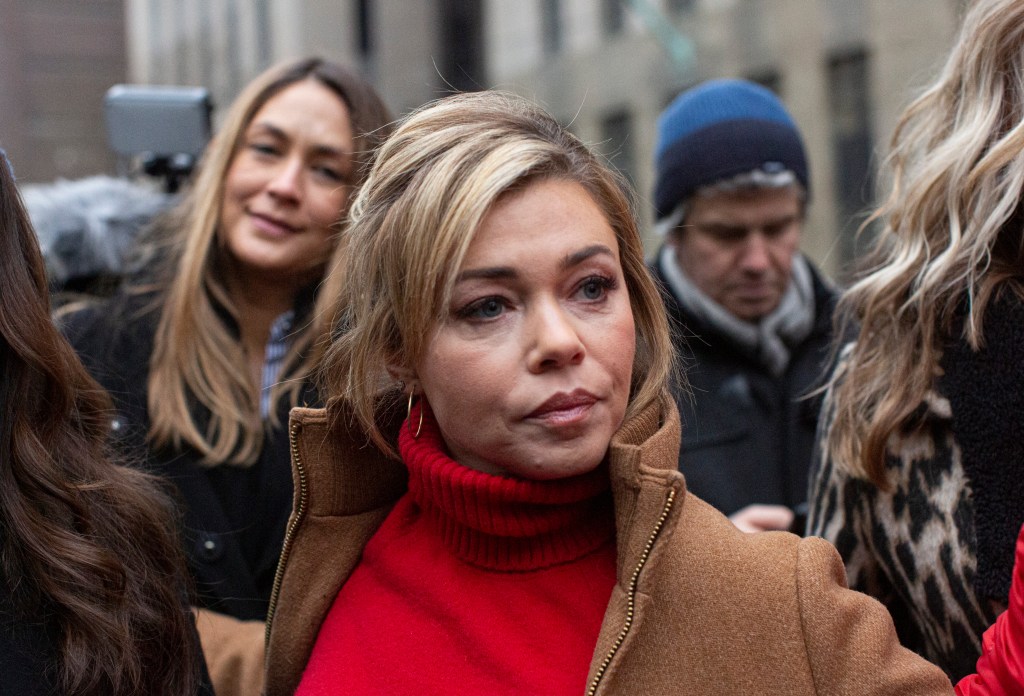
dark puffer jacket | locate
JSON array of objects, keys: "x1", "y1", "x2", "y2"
[{"x1": 649, "y1": 255, "x2": 837, "y2": 519}]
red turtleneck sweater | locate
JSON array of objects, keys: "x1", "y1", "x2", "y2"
[{"x1": 295, "y1": 404, "x2": 617, "y2": 695}]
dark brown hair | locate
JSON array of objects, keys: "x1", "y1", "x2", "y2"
[{"x1": 0, "y1": 156, "x2": 200, "y2": 694}]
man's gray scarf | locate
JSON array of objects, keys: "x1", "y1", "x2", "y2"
[{"x1": 658, "y1": 245, "x2": 816, "y2": 376}]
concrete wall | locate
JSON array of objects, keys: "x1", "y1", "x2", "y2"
[{"x1": 0, "y1": 0, "x2": 125, "y2": 182}]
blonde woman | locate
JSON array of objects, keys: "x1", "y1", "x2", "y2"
[
  {"x1": 262, "y1": 90, "x2": 950, "y2": 695},
  {"x1": 808, "y1": 0, "x2": 1024, "y2": 681},
  {"x1": 63, "y1": 57, "x2": 392, "y2": 692}
]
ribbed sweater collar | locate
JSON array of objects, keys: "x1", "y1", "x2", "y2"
[{"x1": 398, "y1": 402, "x2": 615, "y2": 572}]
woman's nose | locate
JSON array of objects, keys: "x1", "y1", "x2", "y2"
[
  {"x1": 526, "y1": 300, "x2": 585, "y2": 373},
  {"x1": 267, "y1": 157, "x2": 303, "y2": 202}
]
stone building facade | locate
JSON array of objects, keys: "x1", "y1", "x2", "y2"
[{"x1": 5, "y1": 0, "x2": 963, "y2": 274}]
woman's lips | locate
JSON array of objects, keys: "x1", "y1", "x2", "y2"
[
  {"x1": 249, "y1": 211, "x2": 298, "y2": 237},
  {"x1": 527, "y1": 389, "x2": 598, "y2": 426}
]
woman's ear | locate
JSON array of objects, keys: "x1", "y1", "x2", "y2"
[{"x1": 387, "y1": 364, "x2": 418, "y2": 393}]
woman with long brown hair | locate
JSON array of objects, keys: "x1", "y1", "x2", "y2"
[
  {"x1": 62, "y1": 56, "x2": 393, "y2": 694},
  {"x1": 0, "y1": 150, "x2": 205, "y2": 694},
  {"x1": 808, "y1": 0, "x2": 1024, "y2": 681}
]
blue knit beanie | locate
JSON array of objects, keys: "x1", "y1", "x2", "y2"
[{"x1": 653, "y1": 79, "x2": 808, "y2": 219}]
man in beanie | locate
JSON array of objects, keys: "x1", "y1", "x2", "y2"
[{"x1": 650, "y1": 78, "x2": 837, "y2": 533}]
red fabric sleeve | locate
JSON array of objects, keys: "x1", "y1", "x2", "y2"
[{"x1": 956, "y1": 523, "x2": 1024, "y2": 695}]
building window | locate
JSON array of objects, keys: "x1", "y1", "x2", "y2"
[
  {"x1": 828, "y1": 50, "x2": 874, "y2": 278},
  {"x1": 662, "y1": 85, "x2": 689, "y2": 111},
  {"x1": 357, "y1": 0, "x2": 374, "y2": 61},
  {"x1": 440, "y1": 0, "x2": 485, "y2": 91},
  {"x1": 602, "y1": 0, "x2": 625, "y2": 36},
  {"x1": 666, "y1": 0, "x2": 697, "y2": 14},
  {"x1": 747, "y1": 71, "x2": 781, "y2": 97},
  {"x1": 542, "y1": 0, "x2": 562, "y2": 55},
  {"x1": 600, "y1": 109, "x2": 636, "y2": 185}
]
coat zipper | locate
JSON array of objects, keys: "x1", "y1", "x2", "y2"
[
  {"x1": 586, "y1": 487, "x2": 677, "y2": 696},
  {"x1": 265, "y1": 420, "x2": 309, "y2": 644}
]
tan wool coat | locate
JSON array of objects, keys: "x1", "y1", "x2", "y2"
[{"x1": 263, "y1": 393, "x2": 953, "y2": 695}]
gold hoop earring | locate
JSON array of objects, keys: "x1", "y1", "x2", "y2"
[{"x1": 406, "y1": 392, "x2": 423, "y2": 438}]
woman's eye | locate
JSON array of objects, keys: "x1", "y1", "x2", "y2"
[
  {"x1": 460, "y1": 297, "x2": 505, "y2": 320},
  {"x1": 249, "y1": 142, "x2": 279, "y2": 157},
  {"x1": 313, "y1": 165, "x2": 345, "y2": 183},
  {"x1": 578, "y1": 276, "x2": 613, "y2": 301}
]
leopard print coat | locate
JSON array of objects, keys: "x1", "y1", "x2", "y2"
[{"x1": 807, "y1": 348, "x2": 1000, "y2": 681}]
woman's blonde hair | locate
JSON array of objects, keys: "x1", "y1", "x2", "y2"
[
  {"x1": 320, "y1": 90, "x2": 673, "y2": 456},
  {"x1": 828, "y1": 0, "x2": 1024, "y2": 487},
  {"x1": 147, "y1": 57, "x2": 393, "y2": 466}
]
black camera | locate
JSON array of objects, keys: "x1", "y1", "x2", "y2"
[{"x1": 104, "y1": 85, "x2": 213, "y2": 192}]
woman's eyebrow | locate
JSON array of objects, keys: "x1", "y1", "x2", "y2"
[
  {"x1": 456, "y1": 266, "x2": 517, "y2": 282},
  {"x1": 248, "y1": 122, "x2": 352, "y2": 158},
  {"x1": 247, "y1": 121, "x2": 286, "y2": 139},
  {"x1": 314, "y1": 144, "x2": 350, "y2": 157},
  {"x1": 456, "y1": 244, "x2": 615, "y2": 282},
  {"x1": 562, "y1": 244, "x2": 615, "y2": 269}
]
